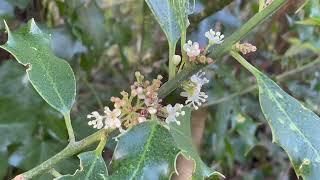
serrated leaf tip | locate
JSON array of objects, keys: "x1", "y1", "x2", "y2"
[{"x1": 28, "y1": 18, "x2": 42, "y2": 35}]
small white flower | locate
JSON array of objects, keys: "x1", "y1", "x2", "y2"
[
  {"x1": 205, "y1": 29, "x2": 224, "y2": 45},
  {"x1": 165, "y1": 104, "x2": 185, "y2": 125},
  {"x1": 190, "y1": 71, "x2": 209, "y2": 90},
  {"x1": 183, "y1": 40, "x2": 201, "y2": 57},
  {"x1": 180, "y1": 71, "x2": 209, "y2": 110},
  {"x1": 180, "y1": 91, "x2": 208, "y2": 110},
  {"x1": 87, "y1": 111, "x2": 104, "y2": 129},
  {"x1": 104, "y1": 107, "x2": 122, "y2": 129}
]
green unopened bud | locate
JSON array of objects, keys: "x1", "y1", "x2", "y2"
[{"x1": 172, "y1": 55, "x2": 181, "y2": 65}]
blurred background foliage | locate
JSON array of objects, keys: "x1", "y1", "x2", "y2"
[{"x1": 0, "y1": 0, "x2": 319, "y2": 179}]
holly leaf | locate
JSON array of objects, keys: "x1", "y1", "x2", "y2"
[
  {"x1": 109, "y1": 120, "x2": 179, "y2": 179},
  {"x1": 232, "y1": 52, "x2": 320, "y2": 179},
  {"x1": 169, "y1": 108, "x2": 224, "y2": 179},
  {"x1": 55, "y1": 151, "x2": 108, "y2": 180},
  {"x1": 169, "y1": 0, "x2": 194, "y2": 31},
  {"x1": 0, "y1": 19, "x2": 76, "y2": 115},
  {"x1": 145, "y1": 0, "x2": 181, "y2": 46},
  {"x1": 257, "y1": 72, "x2": 320, "y2": 179}
]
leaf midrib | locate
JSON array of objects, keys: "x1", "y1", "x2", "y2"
[{"x1": 26, "y1": 38, "x2": 68, "y2": 112}]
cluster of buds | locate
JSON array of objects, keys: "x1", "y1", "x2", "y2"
[
  {"x1": 87, "y1": 72, "x2": 185, "y2": 132},
  {"x1": 234, "y1": 42, "x2": 257, "y2": 55},
  {"x1": 182, "y1": 29, "x2": 225, "y2": 65}
]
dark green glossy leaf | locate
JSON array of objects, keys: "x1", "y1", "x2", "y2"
[
  {"x1": 145, "y1": 0, "x2": 181, "y2": 45},
  {"x1": 56, "y1": 151, "x2": 108, "y2": 180},
  {"x1": 169, "y1": 108, "x2": 224, "y2": 179},
  {"x1": 0, "y1": 19, "x2": 76, "y2": 115},
  {"x1": 110, "y1": 120, "x2": 179, "y2": 179}
]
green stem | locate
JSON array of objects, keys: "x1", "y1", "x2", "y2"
[
  {"x1": 63, "y1": 113, "x2": 75, "y2": 143},
  {"x1": 158, "y1": 0, "x2": 287, "y2": 99},
  {"x1": 17, "y1": 129, "x2": 110, "y2": 179},
  {"x1": 229, "y1": 51, "x2": 260, "y2": 76},
  {"x1": 168, "y1": 43, "x2": 176, "y2": 79},
  {"x1": 95, "y1": 134, "x2": 107, "y2": 155},
  {"x1": 49, "y1": 168, "x2": 62, "y2": 178},
  {"x1": 181, "y1": 30, "x2": 187, "y2": 65}
]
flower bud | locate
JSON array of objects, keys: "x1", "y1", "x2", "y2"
[
  {"x1": 199, "y1": 55, "x2": 207, "y2": 64},
  {"x1": 172, "y1": 55, "x2": 181, "y2": 65}
]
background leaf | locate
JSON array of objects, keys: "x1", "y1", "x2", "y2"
[
  {"x1": 0, "y1": 19, "x2": 76, "y2": 114},
  {"x1": 169, "y1": 108, "x2": 224, "y2": 179},
  {"x1": 56, "y1": 151, "x2": 108, "y2": 180},
  {"x1": 109, "y1": 120, "x2": 179, "y2": 180}
]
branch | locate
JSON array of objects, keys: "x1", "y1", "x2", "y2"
[
  {"x1": 204, "y1": 57, "x2": 320, "y2": 106},
  {"x1": 15, "y1": 129, "x2": 110, "y2": 180},
  {"x1": 14, "y1": 1, "x2": 288, "y2": 179},
  {"x1": 159, "y1": 0, "x2": 288, "y2": 99}
]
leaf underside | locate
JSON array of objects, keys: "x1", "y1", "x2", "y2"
[
  {"x1": 0, "y1": 19, "x2": 76, "y2": 114},
  {"x1": 169, "y1": 108, "x2": 224, "y2": 179},
  {"x1": 109, "y1": 120, "x2": 179, "y2": 180}
]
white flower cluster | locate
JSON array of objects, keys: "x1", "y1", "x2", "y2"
[
  {"x1": 205, "y1": 29, "x2": 224, "y2": 45},
  {"x1": 87, "y1": 107, "x2": 124, "y2": 132},
  {"x1": 183, "y1": 40, "x2": 201, "y2": 57},
  {"x1": 183, "y1": 29, "x2": 224, "y2": 59},
  {"x1": 180, "y1": 71, "x2": 209, "y2": 110}
]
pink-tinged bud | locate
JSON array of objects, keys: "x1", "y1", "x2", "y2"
[
  {"x1": 207, "y1": 58, "x2": 214, "y2": 64},
  {"x1": 14, "y1": 175, "x2": 25, "y2": 180}
]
